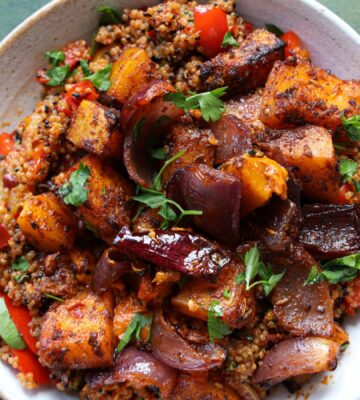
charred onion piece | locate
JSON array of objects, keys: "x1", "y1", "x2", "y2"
[
  {"x1": 121, "y1": 79, "x2": 184, "y2": 187},
  {"x1": 151, "y1": 310, "x2": 226, "y2": 371},
  {"x1": 89, "y1": 346, "x2": 177, "y2": 398},
  {"x1": 254, "y1": 337, "x2": 339, "y2": 385},
  {"x1": 166, "y1": 164, "x2": 242, "y2": 244},
  {"x1": 299, "y1": 204, "x2": 360, "y2": 259},
  {"x1": 113, "y1": 227, "x2": 230, "y2": 277},
  {"x1": 270, "y1": 245, "x2": 333, "y2": 337},
  {"x1": 211, "y1": 114, "x2": 252, "y2": 165},
  {"x1": 93, "y1": 247, "x2": 131, "y2": 293}
]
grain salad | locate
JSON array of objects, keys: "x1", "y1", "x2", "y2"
[{"x1": 0, "y1": 0, "x2": 359, "y2": 399}]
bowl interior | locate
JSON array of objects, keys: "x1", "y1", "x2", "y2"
[{"x1": 0, "y1": 0, "x2": 359, "y2": 399}]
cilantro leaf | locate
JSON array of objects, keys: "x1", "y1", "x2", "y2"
[
  {"x1": 352, "y1": 179, "x2": 360, "y2": 192},
  {"x1": 80, "y1": 59, "x2": 92, "y2": 77},
  {"x1": 44, "y1": 293, "x2": 64, "y2": 302},
  {"x1": 235, "y1": 272, "x2": 245, "y2": 284},
  {"x1": 97, "y1": 5, "x2": 122, "y2": 26},
  {"x1": 45, "y1": 50, "x2": 65, "y2": 67},
  {"x1": 244, "y1": 246, "x2": 260, "y2": 289},
  {"x1": 0, "y1": 298, "x2": 26, "y2": 350},
  {"x1": 339, "y1": 158, "x2": 358, "y2": 183},
  {"x1": 164, "y1": 87, "x2": 227, "y2": 122},
  {"x1": 46, "y1": 65, "x2": 70, "y2": 86},
  {"x1": 116, "y1": 313, "x2": 152, "y2": 352},
  {"x1": 265, "y1": 23, "x2": 284, "y2": 37},
  {"x1": 151, "y1": 147, "x2": 166, "y2": 160},
  {"x1": 133, "y1": 118, "x2": 147, "y2": 139},
  {"x1": 11, "y1": 257, "x2": 29, "y2": 272},
  {"x1": 305, "y1": 253, "x2": 360, "y2": 285},
  {"x1": 223, "y1": 288, "x2": 231, "y2": 299},
  {"x1": 208, "y1": 300, "x2": 232, "y2": 342},
  {"x1": 82, "y1": 64, "x2": 112, "y2": 91},
  {"x1": 59, "y1": 163, "x2": 90, "y2": 206},
  {"x1": 342, "y1": 115, "x2": 360, "y2": 142},
  {"x1": 221, "y1": 32, "x2": 240, "y2": 48}
]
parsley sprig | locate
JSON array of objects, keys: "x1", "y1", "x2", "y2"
[
  {"x1": 133, "y1": 150, "x2": 203, "y2": 228},
  {"x1": 0, "y1": 298, "x2": 26, "y2": 350},
  {"x1": 208, "y1": 300, "x2": 232, "y2": 342},
  {"x1": 342, "y1": 115, "x2": 360, "y2": 142},
  {"x1": 116, "y1": 313, "x2": 152, "y2": 352},
  {"x1": 97, "y1": 5, "x2": 122, "y2": 26},
  {"x1": 164, "y1": 87, "x2": 227, "y2": 122},
  {"x1": 81, "y1": 61, "x2": 112, "y2": 91},
  {"x1": 59, "y1": 163, "x2": 90, "y2": 206},
  {"x1": 235, "y1": 246, "x2": 285, "y2": 296},
  {"x1": 221, "y1": 32, "x2": 239, "y2": 48},
  {"x1": 305, "y1": 253, "x2": 360, "y2": 285},
  {"x1": 45, "y1": 50, "x2": 70, "y2": 86},
  {"x1": 339, "y1": 158, "x2": 359, "y2": 192},
  {"x1": 265, "y1": 24, "x2": 284, "y2": 37}
]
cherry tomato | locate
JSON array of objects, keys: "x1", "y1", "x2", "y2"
[
  {"x1": 337, "y1": 183, "x2": 353, "y2": 204},
  {"x1": 64, "y1": 41, "x2": 91, "y2": 70},
  {"x1": 280, "y1": 31, "x2": 309, "y2": 59},
  {"x1": 0, "y1": 224, "x2": 9, "y2": 249},
  {"x1": 194, "y1": 6, "x2": 228, "y2": 58},
  {"x1": 64, "y1": 81, "x2": 99, "y2": 111},
  {"x1": 0, "y1": 133, "x2": 15, "y2": 157}
]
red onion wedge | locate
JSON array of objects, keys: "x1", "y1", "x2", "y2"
[{"x1": 113, "y1": 226, "x2": 230, "y2": 277}]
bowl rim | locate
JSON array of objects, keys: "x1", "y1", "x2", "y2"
[{"x1": 0, "y1": 0, "x2": 360, "y2": 59}]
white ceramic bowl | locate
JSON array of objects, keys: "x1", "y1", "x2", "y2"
[{"x1": 0, "y1": 0, "x2": 359, "y2": 399}]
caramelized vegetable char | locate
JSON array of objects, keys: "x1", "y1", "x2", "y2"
[{"x1": 200, "y1": 29, "x2": 285, "y2": 94}]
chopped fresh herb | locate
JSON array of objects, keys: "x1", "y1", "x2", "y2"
[
  {"x1": 237, "y1": 246, "x2": 285, "y2": 295},
  {"x1": 59, "y1": 163, "x2": 90, "y2": 206},
  {"x1": 340, "y1": 342, "x2": 349, "y2": 352},
  {"x1": 116, "y1": 313, "x2": 152, "y2": 352},
  {"x1": 339, "y1": 158, "x2": 358, "y2": 183},
  {"x1": 102, "y1": 188, "x2": 107, "y2": 195},
  {"x1": 46, "y1": 65, "x2": 70, "y2": 86},
  {"x1": 44, "y1": 293, "x2": 64, "y2": 302},
  {"x1": 342, "y1": 115, "x2": 360, "y2": 142},
  {"x1": 151, "y1": 147, "x2": 166, "y2": 160},
  {"x1": 133, "y1": 118, "x2": 147, "y2": 139},
  {"x1": 45, "y1": 50, "x2": 65, "y2": 67},
  {"x1": 164, "y1": 87, "x2": 227, "y2": 122},
  {"x1": 208, "y1": 300, "x2": 232, "y2": 342},
  {"x1": 305, "y1": 253, "x2": 360, "y2": 285},
  {"x1": 11, "y1": 257, "x2": 29, "y2": 272},
  {"x1": 14, "y1": 274, "x2": 27, "y2": 283},
  {"x1": 156, "y1": 115, "x2": 171, "y2": 126},
  {"x1": 352, "y1": 179, "x2": 360, "y2": 192},
  {"x1": 81, "y1": 63, "x2": 112, "y2": 91},
  {"x1": 84, "y1": 221, "x2": 96, "y2": 234},
  {"x1": 80, "y1": 59, "x2": 92, "y2": 77},
  {"x1": 265, "y1": 23, "x2": 284, "y2": 37},
  {"x1": 333, "y1": 142, "x2": 348, "y2": 152},
  {"x1": 223, "y1": 288, "x2": 231, "y2": 299},
  {"x1": 221, "y1": 32, "x2": 239, "y2": 48},
  {"x1": 97, "y1": 5, "x2": 122, "y2": 26},
  {"x1": 133, "y1": 150, "x2": 202, "y2": 228},
  {"x1": 0, "y1": 298, "x2": 26, "y2": 350}
]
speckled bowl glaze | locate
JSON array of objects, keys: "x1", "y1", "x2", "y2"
[{"x1": 0, "y1": 1, "x2": 359, "y2": 399}]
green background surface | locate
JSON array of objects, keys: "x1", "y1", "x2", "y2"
[{"x1": 0, "y1": 0, "x2": 359, "y2": 40}]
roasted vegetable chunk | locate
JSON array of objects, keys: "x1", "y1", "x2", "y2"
[
  {"x1": 271, "y1": 245, "x2": 334, "y2": 337},
  {"x1": 107, "y1": 47, "x2": 159, "y2": 104},
  {"x1": 39, "y1": 291, "x2": 114, "y2": 369},
  {"x1": 55, "y1": 155, "x2": 133, "y2": 243},
  {"x1": 162, "y1": 118, "x2": 215, "y2": 185},
  {"x1": 200, "y1": 29, "x2": 284, "y2": 94},
  {"x1": 172, "y1": 261, "x2": 255, "y2": 329},
  {"x1": 260, "y1": 60, "x2": 360, "y2": 130},
  {"x1": 221, "y1": 153, "x2": 288, "y2": 216},
  {"x1": 299, "y1": 204, "x2": 360, "y2": 259},
  {"x1": 17, "y1": 192, "x2": 77, "y2": 252},
  {"x1": 67, "y1": 100, "x2": 122, "y2": 158},
  {"x1": 262, "y1": 125, "x2": 340, "y2": 202}
]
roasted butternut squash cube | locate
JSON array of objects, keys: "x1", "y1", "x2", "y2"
[
  {"x1": 17, "y1": 192, "x2": 77, "y2": 252},
  {"x1": 263, "y1": 126, "x2": 340, "y2": 202},
  {"x1": 54, "y1": 155, "x2": 134, "y2": 243},
  {"x1": 260, "y1": 60, "x2": 360, "y2": 131},
  {"x1": 107, "y1": 47, "x2": 159, "y2": 104},
  {"x1": 67, "y1": 100, "x2": 122, "y2": 158},
  {"x1": 221, "y1": 154, "x2": 288, "y2": 216},
  {"x1": 39, "y1": 291, "x2": 114, "y2": 370},
  {"x1": 200, "y1": 29, "x2": 284, "y2": 94},
  {"x1": 172, "y1": 261, "x2": 255, "y2": 329}
]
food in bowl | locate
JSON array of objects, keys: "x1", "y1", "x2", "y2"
[{"x1": 0, "y1": 0, "x2": 359, "y2": 398}]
